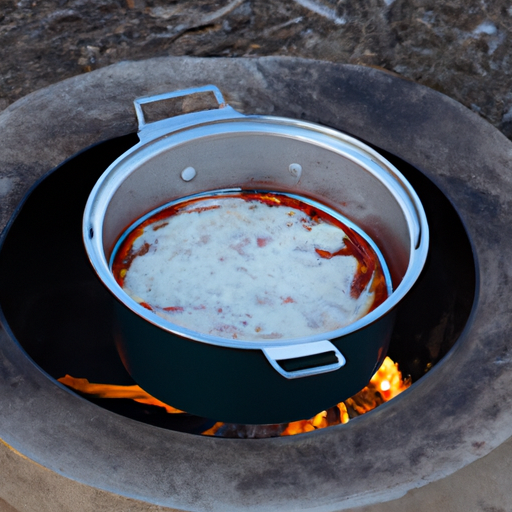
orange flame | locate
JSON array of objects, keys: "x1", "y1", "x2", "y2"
[
  {"x1": 280, "y1": 356, "x2": 410, "y2": 436},
  {"x1": 59, "y1": 356, "x2": 410, "y2": 436},
  {"x1": 57, "y1": 375, "x2": 184, "y2": 414}
]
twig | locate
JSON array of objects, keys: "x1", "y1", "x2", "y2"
[{"x1": 166, "y1": 0, "x2": 246, "y2": 44}]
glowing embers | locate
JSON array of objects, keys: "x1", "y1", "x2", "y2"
[
  {"x1": 58, "y1": 357, "x2": 410, "y2": 437},
  {"x1": 206, "y1": 356, "x2": 411, "y2": 436},
  {"x1": 111, "y1": 190, "x2": 391, "y2": 341}
]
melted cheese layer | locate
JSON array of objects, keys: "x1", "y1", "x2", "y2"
[{"x1": 117, "y1": 195, "x2": 382, "y2": 340}]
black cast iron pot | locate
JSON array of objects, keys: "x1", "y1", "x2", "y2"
[{"x1": 83, "y1": 86, "x2": 428, "y2": 424}]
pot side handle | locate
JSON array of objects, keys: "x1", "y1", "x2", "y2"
[
  {"x1": 133, "y1": 85, "x2": 244, "y2": 143},
  {"x1": 262, "y1": 340, "x2": 346, "y2": 379}
]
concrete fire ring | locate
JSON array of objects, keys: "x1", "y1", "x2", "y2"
[{"x1": 0, "y1": 57, "x2": 511, "y2": 512}]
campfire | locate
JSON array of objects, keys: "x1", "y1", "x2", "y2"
[{"x1": 59, "y1": 356, "x2": 410, "y2": 437}]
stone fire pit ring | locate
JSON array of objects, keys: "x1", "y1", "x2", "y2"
[{"x1": 0, "y1": 56, "x2": 511, "y2": 511}]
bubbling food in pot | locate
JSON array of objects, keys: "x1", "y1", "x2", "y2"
[{"x1": 111, "y1": 191, "x2": 390, "y2": 340}]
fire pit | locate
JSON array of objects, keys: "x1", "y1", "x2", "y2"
[{"x1": 0, "y1": 57, "x2": 510, "y2": 511}]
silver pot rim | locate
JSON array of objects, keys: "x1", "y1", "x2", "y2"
[{"x1": 83, "y1": 87, "x2": 429, "y2": 351}]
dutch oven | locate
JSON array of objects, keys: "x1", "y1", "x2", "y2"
[{"x1": 83, "y1": 85, "x2": 428, "y2": 424}]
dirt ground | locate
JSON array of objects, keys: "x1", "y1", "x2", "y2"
[{"x1": 2, "y1": 0, "x2": 512, "y2": 139}]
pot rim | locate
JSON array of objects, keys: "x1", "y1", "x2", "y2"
[{"x1": 83, "y1": 110, "x2": 429, "y2": 350}]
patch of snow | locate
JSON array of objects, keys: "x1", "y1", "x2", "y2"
[
  {"x1": 502, "y1": 106, "x2": 512, "y2": 124},
  {"x1": 293, "y1": 0, "x2": 346, "y2": 25},
  {"x1": 473, "y1": 21, "x2": 497, "y2": 36}
]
